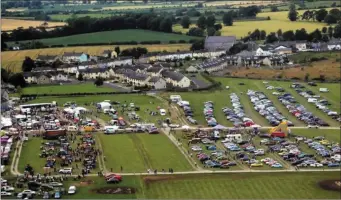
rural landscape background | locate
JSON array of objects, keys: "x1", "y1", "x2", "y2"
[{"x1": 1, "y1": 0, "x2": 341, "y2": 199}]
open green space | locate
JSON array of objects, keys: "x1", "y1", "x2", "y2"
[
  {"x1": 18, "y1": 138, "x2": 46, "y2": 173},
  {"x1": 98, "y1": 133, "x2": 192, "y2": 173},
  {"x1": 291, "y1": 128, "x2": 340, "y2": 142},
  {"x1": 22, "y1": 83, "x2": 115, "y2": 94},
  {"x1": 10, "y1": 29, "x2": 200, "y2": 46}
]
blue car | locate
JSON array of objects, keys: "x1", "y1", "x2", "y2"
[
  {"x1": 54, "y1": 191, "x2": 61, "y2": 199},
  {"x1": 328, "y1": 163, "x2": 340, "y2": 167}
]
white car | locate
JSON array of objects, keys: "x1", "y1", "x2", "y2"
[
  {"x1": 191, "y1": 146, "x2": 202, "y2": 151},
  {"x1": 1, "y1": 191, "x2": 12, "y2": 196},
  {"x1": 310, "y1": 163, "x2": 323, "y2": 167},
  {"x1": 68, "y1": 186, "x2": 77, "y2": 194},
  {"x1": 17, "y1": 190, "x2": 36, "y2": 198},
  {"x1": 159, "y1": 109, "x2": 166, "y2": 116},
  {"x1": 307, "y1": 124, "x2": 319, "y2": 129},
  {"x1": 168, "y1": 124, "x2": 180, "y2": 128},
  {"x1": 48, "y1": 182, "x2": 63, "y2": 187},
  {"x1": 0, "y1": 178, "x2": 7, "y2": 185},
  {"x1": 59, "y1": 168, "x2": 72, "y2": 174},
  {"x1": 2, "y1": 186, "x2": 15, "y2": 191}
]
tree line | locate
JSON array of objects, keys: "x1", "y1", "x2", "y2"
[
  {"x1": 288, "y1": 4, "x2": 340, "y2": 24},
  {"x1": 2, "y1": 13, "x2": 174, "y2": 42}
]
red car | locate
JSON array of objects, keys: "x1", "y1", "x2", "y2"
[{"x1": 104, "y1": 173, "x2": 122, "y2": 182}]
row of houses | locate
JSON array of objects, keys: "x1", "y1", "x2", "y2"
[{"x1": 25, "y1": 63, "x2": 192, "y2": 89}]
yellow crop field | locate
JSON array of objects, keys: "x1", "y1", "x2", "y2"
[
  {"x1": 1, "y1": 44, "x2": 191, "y2": 72},
  {"x1": 1, "y1": 19, "x2": 66, "y2": 31},
  {"x1": 100, "y1": 3, "x2": 196, "y2": 10},
  {"x1": 174, "y1": 10, "x2": 327, "y2": 39}
]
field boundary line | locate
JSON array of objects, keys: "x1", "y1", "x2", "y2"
[{"x1": 161, "y1": 128, "x2": 202, "y2": 171}]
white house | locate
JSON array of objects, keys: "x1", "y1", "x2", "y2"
[
  {"x1": 126, "y1": 72, "x2": 150, "y2": 86},
  {"x1": 295, "y1": 42, "x2": 307, "y2": 51},
  {"x1": 255, "y1": 46, "x2": 273, "y2": 56},
  {"x1": 51, "y1": 72, "x2": 69, "y2": 82},
  {"x1": 112, "y1": 57, "x2": 133, "y2": 67},
  {"x1": 62, "y1": 52, "x2": 88, "y2": 63},
  {"x1": 146, "y1": 66, "x2": 164, "y2": 76},
  {"x1": 327, "y1": 41, "x2": 341, "y2": 50},
  {"x1": 77, "y1": 68, "x2": 110, "y2": 80},
  {"x1": 147, "y1": 77, "x2": 167, "y2": 89},
  {"x1": 162, "y1": 71, "x2": 191, "y2": 88}
]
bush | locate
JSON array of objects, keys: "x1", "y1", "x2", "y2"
[
  {"x1": 169, "y1": 40, "x2": 177, "y2": 44},
  {"x1": 178, "y1": 40, "x2": 186, "y2": 43},
  {"x1": 50, "y1": 44, "x2": 64, "y2": 48},
  {"x1": 140, "y1": 41, "x2": 161, "y2": 44}
]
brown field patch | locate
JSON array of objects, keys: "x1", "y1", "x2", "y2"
[
  {"x1": 1, "y1": 19, "x2": 66, "y2": 31},
  {"x1": 93, "y1": 187, "x2": 136, "y2": 194},
  {"x1": 318, "y1": 180, "x2": 341, "y2": 192},
  {"x1": 228, "y1": 60, "x2": 341, "y2": 81}
]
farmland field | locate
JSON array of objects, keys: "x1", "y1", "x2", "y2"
[
  {"x1": 1, "y1": 19, "x2": 66, "y2": 31},
  {"x1": 98, "y1": 133, "x2": 192, "y2": 173},
  {"x1": 22, "y1": 83, "x2": 116, "y2": 94},
  {"x1": 8, "y1": 29, "x2": 200, "y2": 46},
  {"x1": 204, "y1": 0, "x2": 282, "y2": 7},
  {"x1": 1, "y1": 43, "x2": 191, "y2": 73},
  {"x1": 173, "y1": 10, "x2": 327, "y2": 39}
]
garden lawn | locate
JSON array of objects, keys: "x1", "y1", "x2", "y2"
[
  {"x1": 18, "y1": 138, "x2": 48, "y2": 173},
  {"x1": 9, "y1": 29, "x2": 200, "y2": 46},
  {"x1": 22, "y1": 83, "x2": 115, "y2": 94},
  {"x1": 98, "y1": 133, "x2": 192, "y2": 173},
  {"x1": 1, "y1": 44, "x2": 191, "y2": 73}
]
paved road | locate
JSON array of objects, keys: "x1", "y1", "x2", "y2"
[{"x1": 104, "y1": 81, "x2": 131, "y2": 92}]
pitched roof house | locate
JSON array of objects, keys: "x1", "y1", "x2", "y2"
[
  {"x1": 36, "y1": 55, "x2": 60, "y2": 63},
  {"x1": 162, "y1": 71, "x2": 191, "y2": 88},
  {"x1": 62, "y1": 52, "x2": 88, "y2": 63},
  {"x1": 147, "y1": 77, "x2": 167, "y2": 89}
]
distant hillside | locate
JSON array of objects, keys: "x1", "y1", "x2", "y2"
[{"x1": 9, "y1": 29, "x2": 201, "y2": 46}]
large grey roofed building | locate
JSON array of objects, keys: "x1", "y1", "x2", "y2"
[{"x1": 204, "y1": 36, "x2": 236, "y2": 51}]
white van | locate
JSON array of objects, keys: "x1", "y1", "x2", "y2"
[
  {"x1": 308, "y1": 98, "x2": 317, "y2": 103},
  {"x1": 67, "y1": 126, "x2": 78, "y2": 132},
  {"x1": 159, "y1": 109, "x2": 166, "y2": 116},
  {"x1": 319, "y1": 88, "x2": 329, "y2": 93}
]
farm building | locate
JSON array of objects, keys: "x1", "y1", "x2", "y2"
[
  {"x1": 204, "y1": 36, "x2": 236, "y2": 51},
  {"x1": 36, "y1": 55, "x2": 60, "y2": 64}
]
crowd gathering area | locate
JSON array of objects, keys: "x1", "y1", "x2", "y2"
[{"x1": 0, "y1": 88, "x2": 340, "y2": 199}]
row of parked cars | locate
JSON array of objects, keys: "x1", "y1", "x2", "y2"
[
  {"x1": 177, "y1": 100, "x2": 197, "y2": 125},
  {"x1": 273, "y1": 87, "x2": 329, "y2": 126},
  {"x1": 222, "y1": 93, "x2": 256, "y2": 127},
  {"x1": 204, "y1": 101, "x2": 217, "y2": 126},
  {"x1": 291, "y1": 83, "x2": 339, "y2": 122},
  {"x1": 247, "y1": 90, "x2": 291, "y2": 126}
]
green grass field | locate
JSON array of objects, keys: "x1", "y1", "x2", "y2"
[
  {"x1": 291, "y1": 129, "x2": 340, "y2": 142},
  {"x1": 98, "y1": 133, "x2": 192, "y2": 173},
  {"x1": 9, "y1": 29, "x2": 200, "y2": 46},
  {"x1": 18, "y1": 138, "x2": 46, "y2": 173},
  {"x1": 22, "y1": 83, "x2": 115, "y2": 94}
]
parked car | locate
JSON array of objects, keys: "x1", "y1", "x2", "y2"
[
  {"x1": 1, "y1": 191, "x2": 12, "y2": 196},
  {"x1": 58, "y1": 168, "x2": 72, "y2": 174},
  {"x1": 68, "y1": 186, "x2": 77, "y2": 194}
]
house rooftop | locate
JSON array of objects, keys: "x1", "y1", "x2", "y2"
[
  {"x1": 162, "y1": 70, "x2": 185, "y2": 82},
  {"x1": 36, "y1": 55, "x2": 59, "y2": 61},
  {"x1": 63, "y1": 52, "x2": 85, "y2": 57}
]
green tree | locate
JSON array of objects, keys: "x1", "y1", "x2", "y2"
[
  {"x1": 222, "y1": 12, "x2": 233, "y2": 26},
  {"x1": 333, "y1": 21, "x2": 341, "y2": 38},
  {"x1": 1, "y1": 68, "x2": 10, "y2": 83},
  {"x1": 114, "y1": 46, "x2": 120, "y2": 55},
  {"x1": 78, "y1": 73, "x2": 84, "y2": 81},
  {"x1": 94, "y1": 77, "x2": 104, "y2": 86},
  {"x1": 265, "y1": 32, "x2": 278, "y2": 43},
  {"x1": 324, "y1": 14, "x2": 337, "y2": 24},
  {"x1": 22, "y1": 57, "x2": 36, "y2": 72},
  {"x1": 196, "y1": 15, "x2": 206, "y2": 29},
  {"x1": 207, "y1": 27, "x2": 216, "y2": 36},
  {"x1": 322, "y1": 27, "x2": 327, "y2": 34},
  {"x1": 180, "y1": 16, "x2": 191, "y2": 28},
  {"x1": 288, "y1": 4, "x2": 298, "y2": 21},
  {"x1": 214, "y1": 31, "x2": 221, "y2": 36},
  {"x1": 304, "y1": 73, "x2": 310, "y2": 82},
  {"x1": 260, "y1": 30, "x2": 267, "y2": 40},
  {"x1": 159, "y1": 17, "x2": 172, "y2": 33},
  {"x1": 187, "y1": 27, "x2": 204, "y2": 37},
  {"x1": 315, "y1": 9, "x2": 328, "y2": 22},
  {"x1": 271, "y1": 5, "x2": 279, "y2": 12},
  {"x1": 328, "y1": 26, "x2": 334, "y2": 38},
  {"x1": 206, "y1": 15, "x2": 216, "y2": 27},
  {"x1": 190, "y1": 40, "x2": 204, "y2": 51},
  {"x1": 8, "y1": 73, "x2": 26, "y2": 88}
]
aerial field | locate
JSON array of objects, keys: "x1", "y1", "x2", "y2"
[
  {"x1": 1, "y1": 19, "x2": 66, "y2": 31},
  {"x1": 22, "y1": 83, "x2": 116, "y2": 95},
  {"x1": 98, "y1": 133, "x2": 192, "y2": 173},
  {"x1": 173, "y1": 9, "x2": 327, "y2": 38},
  {"x1": 9, "y1": 29, "x2": 200, "y2": 46},
  {"x1": 1, "y1": 43, "x2": 191, "y2": 73},
  {"x1": 100, "y1": 3, "x2": 196, "y2": 10}
]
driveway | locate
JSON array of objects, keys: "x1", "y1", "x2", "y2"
[{"x1": 104, "y1": 81, "x2": 131, "y2": 92}]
